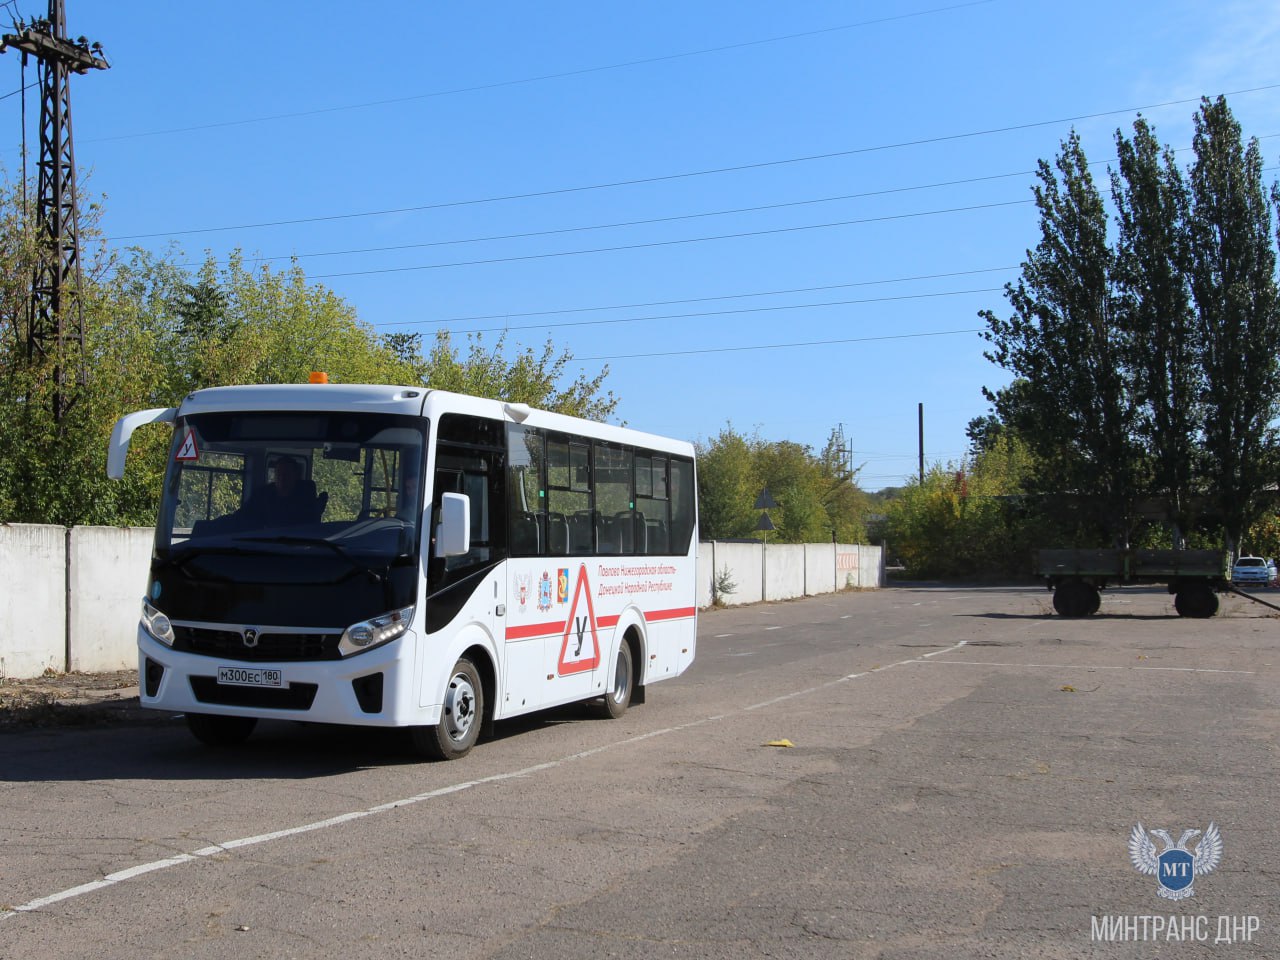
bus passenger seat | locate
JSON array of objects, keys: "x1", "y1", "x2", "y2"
[
  {"x1": 614, "y1": 511, "x2": 636, "y2": 553},
  {"x1": 645, "y1": 519, "x2": 668, "y2": 554},
  {"x1": 513, "y1": 511, "x2": 541, "y2": 554},
  {"x1": 596, "y1": 514, "x2": 619, "y2": 554},
  {"x1": 547, "y1": 512, "x2": 570, "y2": 555}
]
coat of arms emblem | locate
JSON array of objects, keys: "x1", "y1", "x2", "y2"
[
  {"x1": 1129, "y1": 823, "x2": 1222, "y2": 900},
  {"x1": 537, "y1": 571, "x2": 553, "y2": 612}
]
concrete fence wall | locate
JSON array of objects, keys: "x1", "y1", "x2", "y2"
[
  {"x1": 697, "y1": 541, "x2": 884, "y2": 608},
  {"x1": 0, "y1": 524, "x2": 153, "y2": 680},
  {"x1": 0, "y1": 524, "x2": 884, "y2": 680}
]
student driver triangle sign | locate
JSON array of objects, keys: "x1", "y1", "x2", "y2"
[
  {"x1": 558, "y1": 564, "x2": 601, "y2": 675},
  {"x1": 175, "y1": 428, "x2": 200, "y2": 462}
]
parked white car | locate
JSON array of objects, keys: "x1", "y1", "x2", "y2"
[{"x1": 1231, "y1": 555, "x2": 1271, "y2": 585}]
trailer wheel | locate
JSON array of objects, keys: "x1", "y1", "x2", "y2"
[
  {"x1": 1174, "y1": 583, "x2": 1218, "y2": 618},
  {"x1": 1053, "y1": 580, "x2": 1098, "y2": 617}
]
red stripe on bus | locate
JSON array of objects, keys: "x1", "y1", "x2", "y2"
[
  {"x1": 505, "y1": 607, "x2": 695, "y2": 641},
  {"x1": 646, "y1": 606, "x2": 697, "y2": 622},
  {"x1": 505, "y1": 621, "x2": 565, "y2": 641}
]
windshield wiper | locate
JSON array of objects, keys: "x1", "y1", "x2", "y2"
[
  {"x1": 233, "y1": 535, "x2": 406, "y2": 604},
  {"x1": 155, "y1": 544, "x2": 270, "y2": 580}
]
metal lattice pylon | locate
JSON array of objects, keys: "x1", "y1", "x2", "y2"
[{"x1": 2, "y1": 0, "x2": 108, "y2": 416}]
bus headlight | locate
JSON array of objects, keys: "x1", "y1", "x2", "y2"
[
  {"x1": 339, "y1": 606, "x2": 415, "y2": 657},
  {"x1": 141, "y1": 600, "x2": 175, "y2": 646}
]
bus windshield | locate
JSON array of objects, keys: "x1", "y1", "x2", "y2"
[{"x1": 152, "y1": 411, "x2": 427, "y2": 626}]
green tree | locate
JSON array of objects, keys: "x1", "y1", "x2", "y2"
[
  {"x1": 1186, "y1": 96, "x2": 1280, "y2": 552},
  {"x1": 696, "y1": 424, "x2": 869, "y2": 543},
  {"x1": 411, "y1": 329, "x2": 617, "y2": 420},
  {"x1": 818, "y1": 427, "x2": 869, "y2": 543},
  {"x1": 884, "y1": 433, "x2": 1042, "y2": 578},
  {"x1": 695, "y1": 424, "x2": 758, "y2": 539},
  {"x1": 0, "y1": 182, "x2": 621, "y2": 526},
  {"x1": 1112, "y1": 115, "x2": 1201, "y2": 543},
  {"x1": 981, "y1": 130, "x2": 1142, "y2": 544}
]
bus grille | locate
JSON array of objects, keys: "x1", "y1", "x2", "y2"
[
  {"x1": 189, "y1": 676, "x2": 319, "y2": 710},
  {"x1": 173, "y1": 625, "x2": 341, "y2": 662}
]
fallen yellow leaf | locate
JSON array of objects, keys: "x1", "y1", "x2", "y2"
[{"x1": 764, "y1": 739, "x2": 795, "y2": 748}]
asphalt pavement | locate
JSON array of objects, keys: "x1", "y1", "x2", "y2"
[{"x1": 1, "y1": 583, "x2": 1275, "y2": 959}]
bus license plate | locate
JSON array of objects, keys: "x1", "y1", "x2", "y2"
[{"x1": 217, "y1": 666, "x2": 284, "y2": 688}]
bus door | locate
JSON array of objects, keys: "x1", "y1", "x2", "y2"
[{"x1": 424, "y1": 416, "x2": 507, "y2": 694}]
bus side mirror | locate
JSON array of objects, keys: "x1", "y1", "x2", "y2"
[
  {"x1": 107, "y1": 407, "x2": 177, "y2": 479},
  {"x1": 435, "y1": 492, "x2": 471, "y2": 558}
]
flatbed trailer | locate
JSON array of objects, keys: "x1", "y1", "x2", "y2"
[{"x1": 1034, "y1": 548, "x2": 1229, "y2": 617}]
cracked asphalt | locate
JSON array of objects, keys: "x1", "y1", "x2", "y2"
[{"x1": 1, "y1": 583, "x2": 1276, "y2": 959}]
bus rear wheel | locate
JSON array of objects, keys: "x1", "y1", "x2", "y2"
[
  {"x1": 186, "y1": 713, "x2": 257, "y2": 747},
  {"x1": 596, "y1": 641, "x2": 634, "y2": 719},
  {"x1": 411, "y1": 657, "x2": 484, "y2": 761}
]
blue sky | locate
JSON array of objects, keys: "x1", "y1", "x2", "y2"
[{"x1": 3, "y1": 1, "x2": 1278, "y2": 489}]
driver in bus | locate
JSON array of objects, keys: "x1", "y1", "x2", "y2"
[{"x1": 248, "y1": 455, "x2": 318, "y2": 527}]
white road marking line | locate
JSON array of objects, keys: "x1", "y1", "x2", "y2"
[
  {"x1": 714, "y1": 634, "x2": 734, "y2": 638},
  {"x1": 765, "y1": 626, "x2": 781, "y2": 631},
  {"x1": 1, "y1": 640, "x2": 970, "y2": 921},
  {"x1": 919, "y1": 659, "x2": 1255, "y2": 675},
  {"x1": 742, "y1": 640, "x2": 969, "y2": 711}
]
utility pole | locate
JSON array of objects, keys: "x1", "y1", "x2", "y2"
[
  {"x1": 2, "y1": 1, "x2": 109, "y2": 421},
  {"x1": 832, "y1": 423, "x2": 854, "y2": 480},
  {"x1": 917, "y1": 402, "x2": 925, "y2": 485}
]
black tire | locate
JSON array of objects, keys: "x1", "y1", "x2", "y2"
[
  {"x1": 410, "y1": 657, "x2": 484, "y2": 761},
  {"x1": 1053, "y1": 580, "x2": 1098, "y2": 617},
  {"x1": 597, "y1": 641, "x2": 634, "y2": 719},
  {"x1": 186, "y1": 712, "x2": 257, "y2": 747},
  {"x1": 1085, "y1": 585, "x2": 1102, "y2": 615},
  {"x1": 1174, "y1": 583, "x2": 1219, "y2": 618}
]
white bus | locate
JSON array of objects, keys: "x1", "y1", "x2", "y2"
[{"x1": 108, "y1": 383, "x2": 698, "y2": 759}]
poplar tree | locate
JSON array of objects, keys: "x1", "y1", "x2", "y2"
[
  {"x1": 1111, "y1": 116, "x2": 1200, "y2": 543},
  {"x1": 1186, "y1": 97, "x2": 1280, "y2": 552},
  {"x1": 980, "y1": 131, "x2": 1141, "y2": 543}
]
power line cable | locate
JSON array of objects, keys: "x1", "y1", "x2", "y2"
[
  {"x1": 306, "y1": 200, "x2": 1029, "y2": 280},
  {"x1": 386, "y1": 287, "x2": 1002, "y2": 336},
  {"x1": 574, "y1": 327, "x2": 982, "y2": 362},
  {"x1": 104, "y1": 82, "x2": 1280, "y2": 242},
  {"x1": 84, "y1": 1, "x2": 996, "y2": 145},
  {"x1": 207, "y1": 170, "x2": 1037, "y2": 270},
  {"x1": 372, "y1": 266, "x2": 1018, "y2": 326},
  {"x1": 171, "y1": 148, "x2": 1278, "y2": 277}
]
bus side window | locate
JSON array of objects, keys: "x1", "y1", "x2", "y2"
[
  {"x1": 508, "y1": 425, "x2": 545, "y2": 556},
  {"x1": 546, "y1": 437, "x2": 592, "y2": 555},
  {"x1": 669, "y1": 458, "x2": 696, "y2": 555},
  {"x1": 635, "y1": 455, "x2": 670, "y2": 555},
  {"x1": 593, "y1": 444, "x2": 632, "y2": 555}
]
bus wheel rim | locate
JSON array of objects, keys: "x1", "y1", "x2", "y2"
[
  {"x1": 611, "y1": 651, "x2": 629, "y2": 702},
  {"x1": 444, "y1": 673, "x2": 476, "y2": 740}
]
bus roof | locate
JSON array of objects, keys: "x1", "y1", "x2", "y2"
[{"x1": 174, "y1": 384, "x2": 694, "y2": 456}]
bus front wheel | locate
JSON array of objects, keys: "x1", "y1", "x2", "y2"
[
  {"x1": 186, "y1": 712, "x2": 257, "y2": 747},
  {"x1": 411, "y1": 657, "x2": 484, "y2": 761}
]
